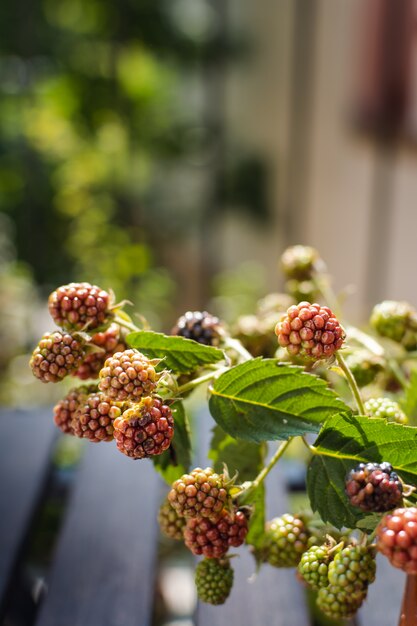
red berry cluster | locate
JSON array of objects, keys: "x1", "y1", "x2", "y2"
[
  {"x1": 72, "y1": 323, "x2": 126, "y2": 380},
  {"x1": 377, "y1": 507, "x2": 417, "y2": 573},
  {"x1": 275, "y1": 301, "x2": 344, "y2": 359},
  {"x1": 183, "y1": 509, "x2": 248, "y2": 558},
  {"x1": 345, "y1": 462, "x2": 403, "y2": 512}
]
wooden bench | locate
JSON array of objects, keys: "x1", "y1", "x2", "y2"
[{"x1": 0, "y1": 409, "x2": 405, "y2": 626}]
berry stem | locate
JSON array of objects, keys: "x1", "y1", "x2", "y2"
[
  {"x1": 223, "y1": 337, "x2": 254, "y2": 362},
  {"x1": 237, "y1": 438, "x2": 293, "y2": 503},
  {"x1": 176, "y1": 368, "x2": 229, "y2": 395},
  {"x1": 336, "y1": 352, "x2": 365, "y2": 415}
]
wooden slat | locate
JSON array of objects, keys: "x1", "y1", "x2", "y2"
[
  {"x1": 358, "y1": 554, "x2": 405, "y2": 626},
  {"x1": 0, "y1": 408, "x2": 56, "y2": 609},
  {"x1": 36, "y1": 442, "x2": 160, "y2": 626}
]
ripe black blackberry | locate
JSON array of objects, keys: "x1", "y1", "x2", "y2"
[
  {"x1": 195, "y1": 558, "x2": 234, "y2": 605},
  {"x1": 172, "y1": 311, "x2": 224, "y2": 347},
  {"x1": 345, "y1": 462, "x2": 403, "y2": 512}
]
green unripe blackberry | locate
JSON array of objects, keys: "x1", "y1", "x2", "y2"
[
  {"x1": 297, "y1": 544, "x2": 333, "y2": 590},
  {"x1": 195, "y1": 558, "x2": 234, "y2": 605},
  {"x1": 328, "y1": 544, "x2": 376, "y2": 593},
  {"x1": 262, "y1": 514, "x2": 310, "y2": 568},
  {"x1": 364, "y1": 397, "x2": 408, "y2": 425},
  {"x1": 158, "y1": 499, "x2": 187, "y2": 541},
  {"x1": 280, "y1": 245, "x2": 321, "y2": 280},
  {"x1": 317, "y1": 584, "x2": 367, "y2": 619},
  {"x1": 370, "y1": 300, "x2": 417, "y2": 350},
  {"x1": 345, "y1": 350, "x2": 384, "y2": 388}
]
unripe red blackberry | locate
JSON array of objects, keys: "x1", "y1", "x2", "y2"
[
  {"x1": 113, "y1": 396, "x2": 174, "y2": 459},
  {"x1": 280, "y1": 245, "x2": 320, "y2": 280},
  {"x1": 158, "y1": 499, "x2": 187, "y2": 541},
  {"x1": 262, "y1": 514, "x2": 310, "y2": 568},
  {"x1": 72, "y1": 323, "x2": 126, "y2": 380},
  {"x1": 30, "y1": 331, "x2": 86, "y2": 383},
  {"x1": 364, "y1": 397, "x2": 408, "y2": 425},
  {"x1": 168, "y1": 468, "x2": 230, "y2": 522},
  {"x1": 345, "y1": 462, "x2": 403, "y2": 512},
  {"x1": 48, "y1": 282, "x2": 112, "y2": 331},
  {"x1": 376, "y1": 507, "x2": 417, "y2": 574},
  {"x1": 370, "y1": 300, "x2": 417, "y2": 350},
  {"x1": 297, "y1": 544, "x2": 334, "y2": 590},
  {"x1": 195, "y1": 558, "x2": 234, "y2": 605},
  {"x1": 328, "y1": 544, "x2": 376, "y2": 592},
  {"x1": 275, "y1": 302, "x2": 345, "y2": 360},
  {"x1": 73, "y1": 391, "x2": 120, "y2": 442},
  {"x1": 184, "y1": 509, "x2": 248, "y2": 558},
  {"x1": 345, "y1": 350, "x2": 384, "y2": 388},
  {"x1": 53, "y1": 385, "x2": 96, "y2": 435},
  {"x1": 98, "y1": 349, "x2": 158, "y2": 402},
  {"x1": 172, "y1": 311, "x2": 224, "y2": 346},
  {"x1": 317, "y1": 584, "x2": 367, "y2": 619}
]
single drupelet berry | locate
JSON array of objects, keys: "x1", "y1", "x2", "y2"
[
  {"x1": 345, "y1": 350, "x2": 384, "y2": 388},
  {"x1": 345, "y1": 462, "x2": 403, "y2": 512},
  {"x1": 262, "y1": 514, "x2": 310, "y2": 568},
  {"x1": 280, "y1": 245, "x2": 321, "y2": 280},
  {"x1": 158, "y1": 499, "x2": 187, "y2": 541},
  {"x1": 275, "y1": 302, "x2": 345, "y2": 360},
  {"x1": 370, "y1": 300, "x2": 417, "y2": 350},
  {"x1": 328, "y1": 544, "x2": 376, "y2": 593},
  {"x1": 172, "y1": 311, "x2": 224, "y2": 346},
  {"x1": 364, "y1": 397, "x2": 408, "y2": 425},
  {"x1": 184, "y1": 509, "x2": 248, "y2": 558},
  {"x1": 72, "y1": 323, "x2": 126, "y2": 380},
  {"x1": 53, "y1": 385, "x2": 96, "y2": 435},
  {"x1": 376, "y1": 507, "x2": 417, "y2": 574},
  {"x1": 298, "y1": 544, "x2": 334, "y2": 590},
  {"x1": 113, "y1": 396, "x2": 174, "y2": 459},
  {"x1": 72, "y1": 391, "x2": 121, "y2": 442},
  {"x1": 317, "y1": 584, "x2": 367, "y2": 619},
  {"x1": 98, "y1": 349, "x2": 159, "y2": 402},
  {"x1": 30, "y1": 331, "x2": 86, "y2": 383},
  {"x1": 168, "y1": 468, "x2": 230, "y2": 522},
  {"x1": 195, "y1": 558, "x2": 234, "y2": 605},
  {"x1": 48, "y1": 282, "x2": 112, "y2": 331}
]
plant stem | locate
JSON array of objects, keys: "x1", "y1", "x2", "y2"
[
  {"x1": 237, "y1": 439, "x2": 292, "y2": 503},
  {"x1": 388, "y1": 359, "x2": 408, "y2": 390},
  {"x1": 223, "y1": 337, "x2": 253, "y2": 363},
  {"x1": 336, "y1": 352, "x2": 365, "y2": 415},
  {"x1": 176, "y1": 368, "x2": 229, "y2": 396},
  {"x1": 115, "y1": 316, "x2": 140, "y2": 334}
]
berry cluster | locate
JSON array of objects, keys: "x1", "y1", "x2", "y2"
[
  {"x1": 158, "y1": 499, "x2": 187, "y2": 541},
  {"x1": 275, "y1": 302, "x2": 345, "y2": 360},
  {"x1": 195, "y1": 558, "x2": 234, "y2": 605},
  {"x1": 345, "y1": 462, "x2": 403, "y2": 512},
  {"x1": 30, "y1": 282, "x2": 174, "y2": 462},
  {"x1": 370, "y1": 300, "x2": 417, "y2": 350},
  {"x1": 261, "y1": 514, "x2": 310, "y2": 568},
  {"x1": 168, "y1": 467, "x2": 230, "y2": 521}
]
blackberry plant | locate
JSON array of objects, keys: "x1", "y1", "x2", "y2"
[{"x1": 29, "y1": 251, "x2": 417, "y2": 621}]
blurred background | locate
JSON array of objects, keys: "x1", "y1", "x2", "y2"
[{"x1": 2, "y1": 0, "x2": 417, "y2": 404}]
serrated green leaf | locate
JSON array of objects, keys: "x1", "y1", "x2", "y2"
[
  {"x1": 126, "y1": 330, "x2": 225, "y2": 374},
  {"x1": 401, "y1": 368, "x2": 417, "y2": 425},
  {"x1": 208, "y1": 359, "x2": 349, "y2": 443},
  {"x1": 208, "y1": 424, "x2": 266, "y2": 548},
  {"x1": 153, "y1": 401, "x2": 192, "y2": 484},
  {"x1": 356, "y1": 513, "x2": 383, "y2": 532},
  {"x1": 307, "y1": 413, "x2": 417, "y2": 529}
]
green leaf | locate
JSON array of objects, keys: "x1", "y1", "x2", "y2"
[
  {"x1": 208, "y1": 359, "x2": 349, "y2": 443},
  {"x1": 126, "y1": 330, "x2": 225, "y2": 374},
  {"x1": 401, "y1": 368, "x2": 417, "y2": 425},
  {"x1": 153, "y1": 401, "x2": 192, "y2": 484},
  {"x1": 208, "y1": 424, "x2": 266, "y2": 548},
  {"x1": 307, "y1": 413, "x2": 417, "y2": 529},
  {"x1": 356, "y1": 513, "x2": 383, "y2": 533}
]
